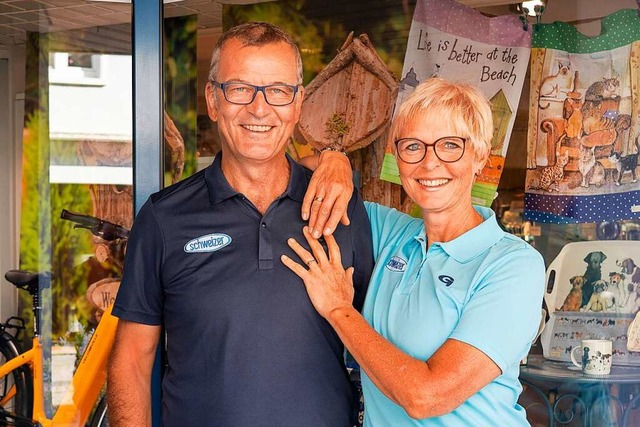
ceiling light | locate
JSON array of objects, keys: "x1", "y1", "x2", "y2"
[
  {"x1": 87, "y1": 0, "x2": 184, "y2": 3},
  {"x1": 518, "y1": 0, "x2": 546, "y2": 18}
]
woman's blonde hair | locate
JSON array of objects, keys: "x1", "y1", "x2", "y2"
[{"x1": 390, "y1": 77, "x2": 494, "y2": 162}]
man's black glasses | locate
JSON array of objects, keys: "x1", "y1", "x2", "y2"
[{"x1": 211, "y1": 81, "x2": 299, "y2": 106}]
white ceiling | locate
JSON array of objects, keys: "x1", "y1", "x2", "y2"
[
  {"x1": 0, "y1": 0, "x2": 238, "y2": 50},
  {"x1": 0, "y1": 0, "x2": 637, "y2": 50}
]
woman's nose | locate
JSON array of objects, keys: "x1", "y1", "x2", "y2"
[{"x1": 421, "y1": 146, "x2": 441, "y2": 168}]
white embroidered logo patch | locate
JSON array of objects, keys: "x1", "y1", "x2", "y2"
[
  {"x1": 184, "y1": 233, "x2": 232, "y2": 253},
  {"x1": 385, "y1": 256, "x2": 407, "y2": 272}
]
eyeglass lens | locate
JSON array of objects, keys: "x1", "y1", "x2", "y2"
[
  {"x1": 220, "y1": 82, "x2": 296, "y2": 106},
  {"x1": 396, "y1": 137, "x2": 465, "y2": 163}
]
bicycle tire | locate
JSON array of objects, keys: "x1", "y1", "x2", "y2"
[
  {"x1": 0, "y1": 333, "x2": 32, "y2": 424},
  {"x1": 88, "y1": 396, "x2": 109, "y2": 427}
]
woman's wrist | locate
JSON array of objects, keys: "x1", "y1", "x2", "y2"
[
  {"x1": 319, "y1": 146, "x2": 348, "y2": 157},
  {"x1": 318, "y1": 147, "x2": 350, "y2": 170},
  {"x1": 327, "y1": 305, "x2": 359, "y2": 326}
]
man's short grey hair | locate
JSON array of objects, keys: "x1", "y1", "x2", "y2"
[{"x1": 208, "y1": 21, "x2": 303, "y2": 85}]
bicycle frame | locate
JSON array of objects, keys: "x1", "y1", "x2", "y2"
[{"x1": 0, "y1": 304, "x2": 118, "y2": 426}]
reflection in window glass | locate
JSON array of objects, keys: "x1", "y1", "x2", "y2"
[{"x1": 19, "y1": 20, "x2": 132, "y2": 413}]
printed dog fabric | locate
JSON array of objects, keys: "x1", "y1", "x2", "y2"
[
  {"x1": 524, "y1": 9, "x2": 640, "y2": 223},
  {"x1": 379, "y1": 0, "x2": 531, "y2": 207},
  {"x1": 541, "y1": 241, "x2": 640, "y2": 365}
]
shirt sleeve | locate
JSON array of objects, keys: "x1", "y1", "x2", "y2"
[
  {"x1": 112, "y1": 197, "x2": 165, "y2": 325},
  {"x1": 364, "y1": 201, "x2": 423, "y2": 262},
  {"x1": 449, "y1": 243, "x2": 546, "y2": 372}
]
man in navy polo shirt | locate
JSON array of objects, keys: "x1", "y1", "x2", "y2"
[{"x1": 107, "y1": 22, "x2": 373, "y2": 426}]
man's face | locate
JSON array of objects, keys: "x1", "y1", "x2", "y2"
[{"x1": 205, "y1": 38, "x2": 304, "y2": 164}]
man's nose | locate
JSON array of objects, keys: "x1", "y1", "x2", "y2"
[{"x1": 246, "y1": 89, "x2": 270, "y2": 116}]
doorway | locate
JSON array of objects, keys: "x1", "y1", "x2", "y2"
[{"x1": 0, "y1": 57, "x2": 18, "y2": 322}]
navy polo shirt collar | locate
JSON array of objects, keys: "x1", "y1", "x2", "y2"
[
  {"x1": 204, "y1": 152, "x2": 308, "y2": 206},
  {"x1": 284, "y1": 154, "x2": 308, "y2": 203}
]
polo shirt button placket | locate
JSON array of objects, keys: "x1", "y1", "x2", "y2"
[{"x1": 399, "y1": 242, "x2": 427, "y2": 295}]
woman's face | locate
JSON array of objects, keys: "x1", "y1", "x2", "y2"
[{"x1": 396, "y1": 109, "x2": 484, "y2": 216}]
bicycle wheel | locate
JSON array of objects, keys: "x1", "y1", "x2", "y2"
[
  {"x1": 89, "y1": 396, "x2": 109, "y2": 427},
  {"x1": 0, "y1": 334, "x2": 32, "y2": 423}
]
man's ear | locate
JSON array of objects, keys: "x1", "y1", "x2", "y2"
[
  {"x1": 205, "y1": 82, "x2": 218, "y2": 122},
  {"x1": 293, "y1": 85, "x2": 305, "y2": 122}
]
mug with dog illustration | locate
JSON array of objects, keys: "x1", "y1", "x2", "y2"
[{"x1": 570, "y1": 339, "x2": 613, "y2": 375}]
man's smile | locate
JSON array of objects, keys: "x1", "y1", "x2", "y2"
[{"x1": 242, "y1": 124, "x2": 274, "y2": 132}]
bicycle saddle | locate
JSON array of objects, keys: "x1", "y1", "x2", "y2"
[{"x1": 4, "y1": 269, "x2": 52, "y2": 292}]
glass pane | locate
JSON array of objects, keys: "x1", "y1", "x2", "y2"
[
  {"x1": 164, "y1": 14, "x2": 197, "y2": 184},
  {"x1": 1, "y1": 0, "x2": 133, "y2": 416}
]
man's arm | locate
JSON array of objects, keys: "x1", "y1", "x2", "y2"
[
  {"x1": 108, "y1": 320, "x2": 161, "y2": 427},
  {"x1": 300, "y1": 150, "x2": 353, "y2": 238}
]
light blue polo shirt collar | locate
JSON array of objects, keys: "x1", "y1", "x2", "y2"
[{"x1": 430, "y1": 206, "x2": 505, "y2": 263}]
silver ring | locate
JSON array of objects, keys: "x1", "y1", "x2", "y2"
[
  {"x1": 314, "y1": 196, "x2": 324, "y2": 203},
  {"x1": 306, "y1": 259, "x2": 317, "y2": 266}
]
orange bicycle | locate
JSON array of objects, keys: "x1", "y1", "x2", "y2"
[{"x1": 0, "y1": 210, "x2": 129, "y2": 426}]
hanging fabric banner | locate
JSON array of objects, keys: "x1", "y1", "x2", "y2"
[
  {"x1": 524, "y1": 9, "x2": 640, "y2": 223},
  {"x1": 379, "y1": 0, "x2": 531, "y2": 207}
]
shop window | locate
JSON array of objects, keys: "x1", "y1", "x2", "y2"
[{"x1": 49, "y1": 52, "x2": 105, "y2": 86}]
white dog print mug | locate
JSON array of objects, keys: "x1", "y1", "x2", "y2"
[{"x1": 570, "y1": 339, "x2": 613, "y2": 375}]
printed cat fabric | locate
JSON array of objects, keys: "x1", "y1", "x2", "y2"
[{"x1": 524, "y1": 9, "x2": 640, "y2": 223}]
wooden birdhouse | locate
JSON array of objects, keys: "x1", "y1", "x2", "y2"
[{"x1": 296, "y1": 33, "x2": 399, "y2": 153}]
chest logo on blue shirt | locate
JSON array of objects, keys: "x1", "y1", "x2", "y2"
[
  {"x1": 438, "y1": 275, "x2": 454, "y2": 287},
  {"x1": 184, "y1": 233, "x2": 232, "y2": 253},
  {"x1": 385, "y1": 256, "x2": 407, "y2": 272}
]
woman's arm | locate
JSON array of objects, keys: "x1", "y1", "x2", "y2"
[
  {"x1": 281, "y1": 228, "x2": 501, "y2": 419},
  {"x1": 330, "y1": 307, "x2": 500, "y2": 418}
]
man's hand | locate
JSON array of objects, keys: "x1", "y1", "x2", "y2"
[{"x1": 301, "y1": 150, "x2": 353, "y2": 238}]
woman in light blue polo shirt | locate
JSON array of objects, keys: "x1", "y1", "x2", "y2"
[{"x1": 282, "y1": 77, "x2": 545, "y2": 426}]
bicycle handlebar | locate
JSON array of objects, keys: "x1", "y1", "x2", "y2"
[{"x1": 60, "y1": 209, "x2": 130, "y2": 241}]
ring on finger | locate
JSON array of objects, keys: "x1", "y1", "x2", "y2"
[
  {"x1": 306, "y1": 259, "x2": 317, "y2": 266},
  {"x1": 314, "y1": 196, "x2": 324, "y2": 203}
]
